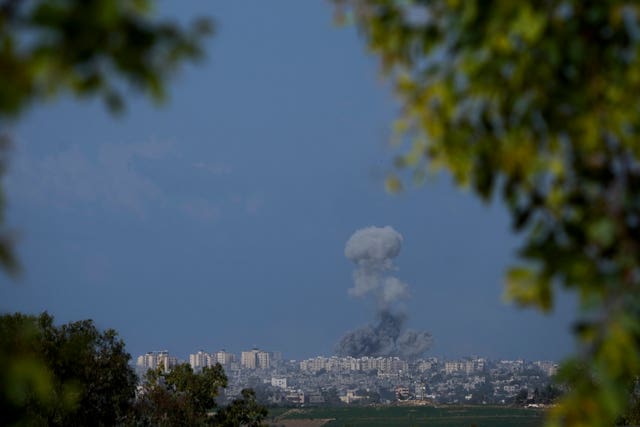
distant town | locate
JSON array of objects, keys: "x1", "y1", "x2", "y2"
[{"x1": 135, "y1": 349, "x2": 561, "y2": 407}]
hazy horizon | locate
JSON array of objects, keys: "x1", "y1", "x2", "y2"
[{"x1": 0, "y1": 1, "x2": 576, "y2": 364}]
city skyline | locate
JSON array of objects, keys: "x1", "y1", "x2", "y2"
[
  {"x1": 134, "y1": 348, "x2": 561, "y2": 406},
  {"x1": 0, "y1": 1, "x2": 575, "y2": 362},
  {"x1": 136, "y1": 347, "x2": 561, "y2": 368}
]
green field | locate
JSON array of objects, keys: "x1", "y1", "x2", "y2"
[{"x1": 272, "y1": 405, "x2": 545, "y2": 427}]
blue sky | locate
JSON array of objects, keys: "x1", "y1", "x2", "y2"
[{"x1": 0, "y1": 1, "x2": 575, "y2": 361}]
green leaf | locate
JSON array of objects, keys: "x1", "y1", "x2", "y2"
[{"x1": 504, "y1": 266, "x2": 552, "y2": 311}]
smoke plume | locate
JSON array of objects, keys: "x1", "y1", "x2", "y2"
[
  {"x1": 336, "y1": 226, "x2": 432, "y2": 359},
  {"x1": 344, "y1": 225, "x2": 408, "y2": 307}
]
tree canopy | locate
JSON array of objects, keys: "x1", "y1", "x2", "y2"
[
  {"x1": 0, "y1": 0, "x2": 212, "y2": 118},
  {"x1": 335, "y1": 1, "x2": 640, "y2": 425},
  {"x1": 0, "y1": 312, "x2": 137, "y2": 426},
  {"x1": 132, "y1": 363, "x2": 267, "y2": 427},
  {"x1": 1, "y1": 313, "x2": 269, "y2": 426}
]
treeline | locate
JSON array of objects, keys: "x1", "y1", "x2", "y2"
[
  {"x1": 514, "y1": 385, "x2": 563, "y2": 406},
  {"x1": 0, "y1": 312, "x2": 268, "y2": 426}
]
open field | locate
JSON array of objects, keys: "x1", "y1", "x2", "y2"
[{"x1": 269, "y1": 406, "x2": 545, "y2": 427}]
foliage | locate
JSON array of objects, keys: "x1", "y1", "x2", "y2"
[
  {"x1": 2, "y1": 314, "x2": 269, "y2": 427},
  {"x1": 0, "y1": 312, "x2": 56, "y2": 426},
  {"x1": 515, "y1": 389, "x2": 529, "y2": 406},
  {"x1": 537, "y1": 384, "x2": 563, "y2": 405},
  {"x1": 321, "y1": 387, "x2": 343, "y2": 406},
  {"x1": 133, "y1": 362, "x2": 227, "y2": 426},
  {"x1": 335, "y1": 1, "x2": 640, "y2": 426},
  {"x1": 0, "y1": 0, "x2": 212, "y2": 118},
  {"x1": 213, "y1": 389, "x2": 269, "y2": 427},
  {"x1": 0, "y1": 312, "x2": 137, "y2": 426},
  {"x1": 616, "y1": 379, "x2": 640, "y2": 425},
  {"x1": 131, "y1": 363, "x2": 268, "y2": 427}
]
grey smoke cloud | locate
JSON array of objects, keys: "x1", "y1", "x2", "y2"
[
  {"x1": 345, "y1": 225, "x2": 402, "y2": 262},
  {"x1": 336, "y1": 226, "x2": 432, "y2": 359},
  {"x1": 344, "y1": 226, "x2": 409, "y2": 308},
  {"x1": 335, "y1": 311, "x2": 432, "y2": 359}
]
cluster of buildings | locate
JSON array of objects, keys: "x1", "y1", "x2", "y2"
[
  {"x1": 136, "y1": 351, "x2": 179, "y2": 373},
  {"x1": 443, "y1": 358, "x2": 486, "y2": 375},
  {"x1": 134, "y1": 350, "x2": 560, "y2": 406},
  {"x1": 299, "y1": 356, "x2": 409, "y2": 374},
  {"x1": 189, "y1": 350, "x2": 236, "y2": 370},
  {"x1": 135, "y1": 348, "x2": 283, "y2": 375}
]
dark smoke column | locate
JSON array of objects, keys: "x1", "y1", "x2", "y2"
[{"x1": 335, "y1": 226, "x2": 432, "y2": 359}]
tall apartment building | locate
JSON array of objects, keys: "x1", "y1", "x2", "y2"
[
  {"x1": 136, "y1": 350, "x2": 177, "y2": 373},
  {"x1": 444, "y1": 358, "x2": 485, "y2": 375},
  {"x1": 189, "y1": 350, "x2": 238, "y2": 370},
  {"x1": 299, "y1": 356, "x2": 408, "y2": 374},
  {"x1": 240, "y1": 348, "x2": 270, "y2": 369},
  {"x1": 157, "y1": 351, "x2": 178, "y2": 372},
  {"x1": 137, "y1": 352, "x2": 157, "y2": 371},
  {"x1": 241, "y1": 350, "x2": 258, "y2": 369},
  {"x1": 256, "y1": 351, "x2": 270, "y2": 369},
  {"x1": 214, "y1": 350, "x2": 235, "y2": 365},
  {"x1": 189, "y1": 350, "x2": 212, "y2": 371}
]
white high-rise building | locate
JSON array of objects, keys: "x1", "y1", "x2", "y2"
[
  {"x1": 189, "y1": 350, "x2": 212, "y2": 371},
  {"x1": 137, "y1": 352, "x2": 158, "y2": 372},
  {"x1": 136, "y1": 350, "x2": 177, "y2": 373},
  {"x1": 256, "y1": 351, "x2": 270, "y2": 369},
  {"x1": 214, "y1": 350, "x2": 235, "y2": 365},
  {"x1": 157, "y1": 351, "x2": 178, "y2": 372},
  {"x1": 241, "y1": 349, "x2": 258, "y2": 369},
  {"x1": 241, "y1": 348, "x2": 270, "y2": 369}
]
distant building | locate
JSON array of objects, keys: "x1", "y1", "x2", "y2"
[
  {"x1": 271, "y1": 377, "x2": 287, "y2": 389},
  {"x1": 256, "y1": 351, "x2": 270, "y2": 369},
  {"x1": 241, "y1": 350, "x2": 258, "y2": 369},
  {"x1": 444, "y1": 358, "x2": 484, "y2": 375},
  {"x1": 416, "y1": 358, "x2": 437, "y2": 373},
  {"x1": 189, "y1": 350, "x2": 212, "y2": 371},
  {"x1": 307, "y1": 392, "x2": 325, "y2": 404},
  {"x1": 533, "y1": 360, "x2": 558, "y2": 377},
  {"x1": 498, "y1": 359, "x2": 525, "y2": 373},
  {"x1": 284, "y1": 390, "x2": 305, "y2": 404},
  {"x1": 503, "y1": 385, "x2": 520, "y2": 395},
  {"x1": 299, "y1": 355, "x2": 407, "y2": 374},
  {"x1": 157, "y1": 351, "x2": 178, "y2": 372},
  {"x1": 137, "y1": 353, "x2": 156, "y2": 372},
  {"x1": 137, "y1": 350, "x2": 177, "y2": 373},
  {"x1": 241, "y1": 348, "x2": 270, "y2": 369},
  {"x1": 215, "y1": 350, "x2": 236, "y2": 365},
  {"x1": 339, "y1": 390, "x2": 365, "y2": 404}
]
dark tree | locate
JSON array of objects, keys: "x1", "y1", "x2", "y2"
[
  {"x1": 132, "y1": 363, "x2": 268, "y2": 427},
  {"x1": 515, "y1": 389, "x2": 529, "y2": 406},
  {"x1": 0, "y1": 312, "x2": 137, "y2": 426},
  {"x1": 213, "y1": 389, "x2": 268, "y2": 427},
  {"x1": 321, "y1": 387, "x2": 342, "y2": 406}
]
